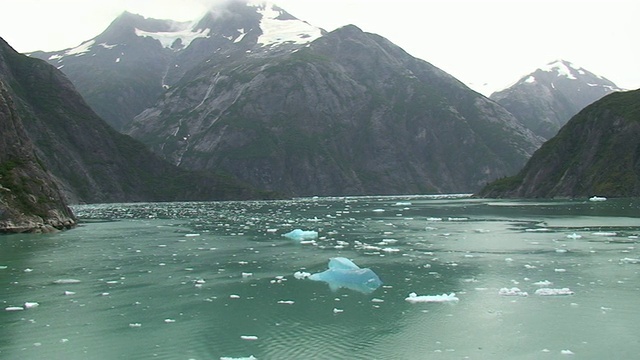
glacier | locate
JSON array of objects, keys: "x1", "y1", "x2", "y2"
[{"x1": 307, "y1": 257, "x2": 382, "y2": 294}]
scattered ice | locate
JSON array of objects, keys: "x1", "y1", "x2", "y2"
[
  {"x1": 293, "y1": 271, "x2": 311, "y2": 279},
  {"x1": 405, "y1": 292, "x2": 459, "y2": 303},
  {"x1": 535, "y1": 288, "x2": 574, "y2": 296},
  {"x1": 282, "y1": 229, "x2": 318, "y2": 241},
  {"x1": 533, "y1": 280, "x2": 553, "y2": 286},
  {"x1": 54, "y1": 279, "x2": 81, "y2": 284},
  {"x1": 593, "y1": 232, "x2": 616, "y2": 237},
  {"x1": 308, "y1": 257, "x2": 382, "y2": 294},
  {"x1": 498, "y1": 287, "x2": 528, "y2": 297},
  {"x1": 589, "y1": 196, "x2": 607, "y2": 202}
]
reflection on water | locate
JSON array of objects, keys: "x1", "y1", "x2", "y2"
[{"x1": 1, "y1": 195, "x2": 639, "y2": 359}]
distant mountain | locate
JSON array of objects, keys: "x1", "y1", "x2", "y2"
[
  {"x1": 0, "y1": 80, "x2": 76, "y2": 233},
  {"x1": 127, "y1": 23, "x2": 542, "y2": 196},
  {"x1": 490, "y1": 60, "x2": 623, "y2": 139},
  {"x1": 0, "y1": 37, "x2": 272, "y2": 204},
  {"x1": 478, "y1": 89, "x2": 640, "y2": 198},
  {"x1": 29, "y1": 2, "x2": 325, "y2": 130}
]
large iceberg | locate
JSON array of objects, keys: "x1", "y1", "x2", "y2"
[{"x1": 308, "y1": 257, "x2": 382, "y2": 294}]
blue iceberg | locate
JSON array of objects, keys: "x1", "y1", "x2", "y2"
[
  {"x1": 308, "y1": 257, "x2": 382, "y2": 294},
  {"x1": 282, "y1": 229, "x2": 318, "y2": 241}
]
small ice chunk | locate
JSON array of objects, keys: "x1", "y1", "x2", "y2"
[
  {"x1": 533, "y1": 280, "x2": 553, "y2": 286},
  {"x1": 241, "y1": 272, "x2": 253, "y2": 278},
  {"x1": 240, "y1": 335, "x2": 258, "y2": 340},
  {"x1": 164, "y1": 319, "x2": 176, "y2": 323},
  {"x1": 24, "y1": 302, "x2": 39, "y2": 309},
  {"x1": 620, "y1": 258, "x2": 640, "y2": 264},
  {"x1": 229, "y1": 294, "x2": 240, "y2": 299},
  {"x1": 566, "y1": 233, "x2": 582, "y2": 239},
  {"x1": 129, "y1": 323, "x2": 142, "y2": 328},
  {"x1": 5, "y1": 306, "x2": 24, "y2": 311},
  {"x1": 405, "y1": 292, "x2": 459, "y2": 303},
  {"x1": 220, "y1": 357, "x2": 257, "y2": 360},
  {"x1": 589, "y1": 196, "x2": 606, "y2": 202},
  {"x1": 498, "y1": 287, "x2": 528, "y2": 296},
  {"x1": 535, "y1": 288, "x2": 574, "y2": 296},
  {"x1": 333, "y1": 308, "x2": 344, "y2": 313},
  {"x1": 561, "y1": 349, "x2": 575, "y2": 355},
  {"x1": 277, "y1": 300, "x2": 295, "y2": 305},
  {"x1": 54, "y1": 279, "x2": 81, "y2": 284},
  {"x1": 64, "y1": 291, "x2": 76, "y2": 296},
  {"x1": 308, "y1": 257, "x2": 382, "y2": 294},
  {"x1": 282, "y1": 229, "x2": 318, "y2": 241},
  {"x1": 294, "y1": 271, "x2": 311, "y2": 279}
]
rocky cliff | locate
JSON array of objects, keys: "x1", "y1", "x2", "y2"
[
  {"x1": 0, "y1": 80, "x2": 76, "y2": 233},
  {"x1": 0, "y1": 37, "x2": 271, "y2": 204},
  {"x1": 478, "y1": 89, "x2": 640, "y2": 198}
]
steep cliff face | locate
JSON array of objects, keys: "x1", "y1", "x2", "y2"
[
  {"x1": 478, "y1": 89, "x2": 640, "y2": 198},
  {"x1": 491, "y1": 60, "x2": 622, "y2": 140},
  {"x1": 0, "y1": 37, "x2": 271, "y2": 204},
  {"x1": 127, "y1": 25, "x2": 542, "y2": 196},
  {"x1": 0, "y1": 80, "x2": 76, "y2": 233}
]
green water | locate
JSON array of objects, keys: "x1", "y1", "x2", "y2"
[{"x1": 1, "y1": 195, "x2": 639, "y2": 359}]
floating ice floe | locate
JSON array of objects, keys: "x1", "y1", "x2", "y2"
[
  {"x1": 240, "y1": 335, "x2": 258, "y2": 341},
  {"x1": 533, "y1": 280, "x2": 553, "y2": 286},
  {"x1": 535, "y1": 288, "x2": 574, "y2": 296},
  {"x1": 5, "y1": 306, "x2": 24, "y2": 311},
  {"x1": 498, "y1": 287, "x2": 528, "y2": 296},
  {"x1": 53, "y1": 279, "x2": 81, "y2": 284},
  {"x1": 220, "y1": 356, "x2": 257, "y2": 360},
  {"x1": 24, "y1": 302, "x2": 39, "y2": 309},
  {"x1": 282, "y1": 229, "x2": 318, "y2": 241},
  {"x1": 405, "y1": 292, "x2": 459, "y2": 303},
  {"x1": 566, "y1": 233, "x2": 582, "y2": 239},
  {"x1": 307, "y1": 257, "x2": 382, "y2": 294},
  {"x1": 620, "y1": 258, "x2": 640, "y2": 264},
  {"x1": 589, "y1": 196, "x2": 607, "y2": 202}
]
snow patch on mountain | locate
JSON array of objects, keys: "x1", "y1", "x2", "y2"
[
  {"x1": 541, "y1": 60, "x2": 578, "y2": 80},
  {"x1": 256, "y1": 3, "x2": 323, "y2": 47},
  {"x1": 65, "y1": 40, "x2": 95, "y2": 57},
  {"x1": 135, "y1": 23, "x2": 210, "y2": 50}
]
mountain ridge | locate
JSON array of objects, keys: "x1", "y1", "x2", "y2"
[{"x1": 490, "y1": 59, "x2": 623, "y2": 139}]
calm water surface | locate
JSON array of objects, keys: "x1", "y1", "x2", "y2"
[{"x1": 1, "y1": 195, "x2": 639, "y2": 359}]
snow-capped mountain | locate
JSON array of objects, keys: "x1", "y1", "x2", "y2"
[
  {"x1": 490, "y1": 60, "x2": 623, "y2": 139},
  {"x1": 27, "y1": 1, "x2": 545, "y2": 196},
  {"x1": 29, "y1": 1, "x2": 325, "y2": 130}
]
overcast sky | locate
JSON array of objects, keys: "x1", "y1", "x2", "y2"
[{"x1": 0, "y1": 0, "x2": 637, "y2": 96}]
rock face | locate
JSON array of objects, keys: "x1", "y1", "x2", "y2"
[
  {"x1": 0, "y1": 80, "x2": 76, "y2": 233},
  {"x1": 0, "y1": 37, "x2": 270, "y2": 204},
  {"x1": 490, "y1": 60, "x2": 623, "y2": 140},
  {"x1": 478, "y1": 89, "x2": 640, "y2": 198},
  {"x1": 127, "y1": 24, "x2": 542, "y2": 196}
]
